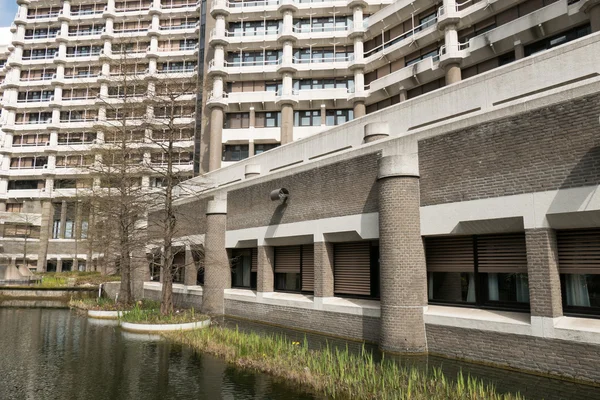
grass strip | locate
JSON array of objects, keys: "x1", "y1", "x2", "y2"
[
  {"x1": 120, "y1": 305, "x2": 209, "y2": 325},
  {"x1": 34, "y1": 272, "x2": 121, "y2": 287},
  {"x1": 69, "y1": 298, "x2": 160, "y2": 312},
  {"x1": 165, "y1": 326, "x2": 524, "y2": 400}
]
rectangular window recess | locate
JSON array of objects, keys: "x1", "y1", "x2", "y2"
[
  {"x1": 408, "y1": 107, "x2": 481, "y2": 131},
  {"x1": 492, "y1": 73, "x2": 600, "y2": 106},
  {"x1": 218, "y1": 178, "x2": 242, "y2": 187},
  {"x1": 269, "y1": 160, "x2": 303, "y2": 172},
  {"x1": 308, "y1": 145, "x2": 352, "y2": 160}
]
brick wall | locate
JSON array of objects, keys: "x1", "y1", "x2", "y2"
[
  {"x1": 426, "y1": 325, "x2": 600, "y2": 384},
  {"x1": 46, "y1": 240, "x2": 88, "y2": 255},
  {"x1": 143, "y1": 287, "x2": 203, "y2": 309},
  {"x1": 1, "y1": 240, "x2": 39, "y2": 255},
  {"x1": 224, "y1": 299, "x2": 381, "y2": 342},
  {"x1": 148, "y1": 197, "x2": 210, "y2": 239},
  {"x1": 227, "y1": 153, "x2": 380, "y2": 230},
  {"x1": 419, "y1": 93, "x2": 600, "y2": 206}
]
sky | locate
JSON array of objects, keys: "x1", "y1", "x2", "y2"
[{"x1": 0, "y1": 0, "x2": 18, "y2": 27}]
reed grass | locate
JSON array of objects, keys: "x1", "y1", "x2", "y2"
[
  {"x1": 35, "y1": 271, "x2": 120, "y2": 287},
  {"x1": 69, "y1": 297, "x2": 160, "y2": 311},
  {"x1": 165, "y1": 326, "x2": 525, "y2": 400},
  {"x1": 120, "y1": 305, "x2": 209, "y2": 324}
]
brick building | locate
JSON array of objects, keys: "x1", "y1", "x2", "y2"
[{"x1": 147, "y1": 34, "x2": 600, "y2": 383}]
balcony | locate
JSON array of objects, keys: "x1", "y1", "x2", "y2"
[
  {"x1": 67, "y1": 28, "x2": 105, "y2": 39},
  {"x1": 159, "y1": 22, "x2": 198, "y2": 33},
  {"x1": 70, "y1": 7, "x2": 106, "y2": 18},
  {"x1": 210, "y1": 28, "x2": 280, "y2": 46},
  {"x1": 366, "y1": 55, "x2": 443, "y2": 103}
]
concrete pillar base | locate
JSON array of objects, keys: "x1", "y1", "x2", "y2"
[
  {"x1": 280, "y1": 104, "x2": 294, "y2": 145},
  {"x1": 378, "y1": 155, "x2": 428, "y2": 354},
  {"x1": 201, "y1": 199, "x2": 230, "y2": 315},
  {"x1": 353, "y1": 101, "x2": 366, "y2": 118},
  {"x1": 444, "y1": 63, "x2": 462, "y2": 85}
]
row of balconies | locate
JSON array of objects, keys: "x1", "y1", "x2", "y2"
[
  {"x1": 7, "y1": 45, "x2": 198, "y2": 69},
  {"x1": 13, "y1": 2, "x2": 200, "y2": 26},
  {"x1": 210, "y1": 0, "x2": 392, "y2": 17},
  {"x1": 207, "y1": 0, "x2": 583, "y2": 96},
  {"x1": 1, "y1": 67, "x2": 198, "y2": 92},
  {"x1": 209, "y1": 25, "x2": 357, "y2": 47}
]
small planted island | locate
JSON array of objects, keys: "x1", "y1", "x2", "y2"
[{"x1": 69, "y1": 296, "x2": 210, "y2": 332}]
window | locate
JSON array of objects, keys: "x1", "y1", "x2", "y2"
[
  {"x1": 231, "y1": 248, "x2": 257, "y2": 289},
  {"x1": 254, "y1": 143, "x2": 279, "y2": 155},
  {"x1": 255, "y1": 112, "x2": 281, "y2": 128},
  {"x1": 3, "y1": 223, "x2": 40, "y2": 239},
  {"x1": 6, "y1": 203, "x2": 23, "y2": 213},
  {"x1": 294, "y1": 110, "x2": 321, "y2": 127},
  {"x1": 13, "y1": 133, "x2": 50, "y2": 147},
  {"x1": 225, "y1": 113, "x2": 250, "y2": 129},
  {"x1": 333, "y1": 242, "x2": 379, "y2": 298},
  {"x1": 425, "y1": 233, "x2": 530, "y2": 310},
  {"x1": 326, "y1": 109, "x2": 353, "y2": 126},
  {"x1": 10, "y1": 157, "x2": 48, "y2": 169},
  {"x1": 525, "y1": 24, "x2": 591, "y2": 56},
  {"x1": 222, "y1": 145, "x2": 249, "y2": 162},
  {"x1": 8, "y1": 180, "x2": 44, "y2": 190},
  {"x1": 57, "y1": 132, "x2": 96, "y2": 145},
  {"x1": 557, "y1": 229, "x2": 600, "y2": 316},
  {"x1": 274, "y1": 245, "x2": 314, "y2": 293}
]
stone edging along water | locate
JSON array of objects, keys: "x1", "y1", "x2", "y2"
[
  {"x1": 87, "y1": 310, "x2": 129, "y2": 320},
  {"x1": 120, "y1": 319, "x2": 211, "y2": 333}
]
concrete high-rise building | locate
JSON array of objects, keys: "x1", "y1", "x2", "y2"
[
  {"x1": 0, "y1": 0, "x2": 203, "y2": 273},
  {"x1": 200, "y1": 0, "x2": 599, "y2": 171}
]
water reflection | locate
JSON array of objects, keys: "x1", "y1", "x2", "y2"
[
  {"x1": 0, "y1": 308, "x2": 314, "y2": 400},
  {"x1": 220, "y1": 317, "x2": 600, "y2": 400}
]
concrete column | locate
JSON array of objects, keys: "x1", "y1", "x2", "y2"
[
  {"x1": 132, "y1": 247, "x2": 149, "y2": 299},
  {"x1": 526, "y1": 229, "x2": 563, "y2": 318},
  {"x1": 588, "y1": 4, "x2": 600, "y2": 33},
  {"x1": 59, "y1": 200, "x2": 68, "y2": 239},
  {"x1": 201, "y1": 199, "x2": 230, "y2": 315},
  {"x1": 353, "y1": 101, "x2": 366, "y2": 118},
  {"x1": 280, "y1": 103, "x2": 294, "y2": 144},
  {"x1": 514, "y1": 40, "x2": 524, "y2": 60},
  {"x1": 74, "y1": 201, "x2": 83, "y2": 240},
  {"x1": 444, "y1": 63, "x2": 462, "y2": 85},
  {"x1": 184, "y1": 245, "x2": 197, "y2": 286},
  {"x1": 314, "y1": 241, "x2": 334, "y2": 297},
  {"x1": 57, "y1": 259, "x2": 63, "y2": 273},
  {"x1": 247, "y1": 107, "x2": 255, "y2": 128},
  {"x1": 248, "y1": 139, "x2": 255, "y2": 157},
  {"x1": 208, "y1": 106, "x2": 224, "y2": 171},
  {"x1": 257, "y1": 245, "x2": 274, "y2": 292},
  {"x1": 320, "y1": 104, "x2": 326, "y2": 126},
  {"x1": 364, "y1": 122, "x2": 389, "y2": 143},
  {"x1": 215, "y1": 15, "x2": 226, "y2": 34},
  {"x1": 378, "y1": 155, "x2": 428, "y2": 354},
  {"x1": 0, "y1": 202, "x2": 6, "y2": 212}
]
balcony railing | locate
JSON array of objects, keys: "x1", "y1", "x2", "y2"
[
  {"x1": 292, "y1": 24, "x2": 348, "y2": 33},
  {"x1": 23, "y1": 53, "x2": 57, "y2": 61},
  {"x1": 66, "y1": 50, "x2": 102, "y2": 58},
  {"x1": 17, "y1": 97, "x2": 52, "y2": 103},
  {"x1": 60, "y1": 117, "x2": 97, "y2": 123},
  {"x1": 292, "y1": 54, "x2": 353, "y2": 64},
  {"x1": 20, "y1": 75, "x2": 54, "y2": 82},
  {"x1": 26, "y1": 12, "x2": 60, "y2": 20},
  {"x1": 158, "y1": 43, "x2": 198, "y2": 52},
  {"x1": 439, "y1": 41, "x2": 470, "y2": 56},
  {"x1": 364, "y1": 17, "x2": 438, "y2": 57},
  {"x1": 15, "y1": 118, "x2": 52, "y2": 125},
  {"x1": 221, "y1": 58, "x2": 281, "y2": 67},
  {"x1": 68, "y1": 28, "x2": 105, "y2": 37},
  {"x1": 70, "y1": 7, "x2": 106, "y2": 16},
  {"x1": 113, "y1": 27, "x2": 150, "y2": 34},
  {"x1": 160, "y1": 22, "x2": 198, "y2": 31},
  {"x1": 24, "y1": 32, "x2": 59, "y2": 40},
  {"x1": 115, "y1": 5, "x2": 151, "y2": 12},
  {"x1": 222, "y1": 28, "x2": 280, "y2": 37},
  {"x1": 161, "y1": 1, "x2": 200, "y2": 9},
  {"x1": 157, "y1": 66, "x2": 197, "y2": 74}
]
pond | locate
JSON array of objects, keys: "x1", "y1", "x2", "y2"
[
  {"x1": 1, "y1": 308, "x2": 599, "y2": 400},
  {"x1": 0, "y1": 308, "x2": 314, "y2": 400}
]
